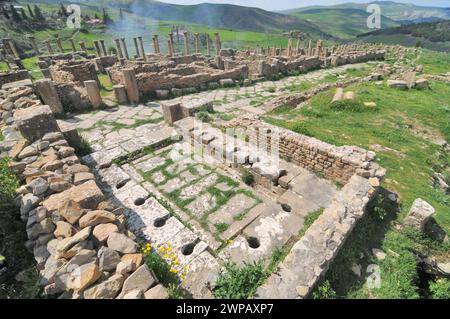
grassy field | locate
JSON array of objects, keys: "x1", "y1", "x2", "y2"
[{"x1": 264, "y1": 49, "x2": 450, "y2": 299}]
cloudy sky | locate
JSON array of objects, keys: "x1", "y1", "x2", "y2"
[{"x1": 157, "y1": 0, "x2": 450, "y2": 11}]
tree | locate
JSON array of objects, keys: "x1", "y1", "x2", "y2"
[
  {"x1": 34, "y1": 4, "x2": 44, "y2": 21},
  {"x1": 27, "y1": 4, "x2": 33, "y2": 18},
  {"x1": 10, "y1": 4, "x2": 21, "y2": 22},
  {"x1": 20, "y1": 7, "x2": 27, "y2": 20}
]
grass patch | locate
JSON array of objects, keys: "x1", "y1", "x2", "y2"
[
  {"x1": 299, "y1": 208, "x2": 324, "y2": 238},
  {"x1": 0, "y1": 158, "x2": 41, "y2": 299},
  {"x1": 213, "y1": 262, "x2": 266, "y2": 299},
  {"x1": 215, "y1": 223, "x2": 229, "y2": 233}
]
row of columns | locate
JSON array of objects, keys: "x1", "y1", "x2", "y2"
[{"x1": 6, "y1": 32, "x2": 223, "y2": 62}]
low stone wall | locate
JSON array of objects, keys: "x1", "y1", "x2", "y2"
[
  {"x1": 330, "y1": 50, "x2": 385, "y2": 66},
  {"x1": 135, "y1": 66, "x2": 247, "y2": 96},
  {"x1": 0, "y1": 70, "x2": 31, "y2": 88},
  {"x1": 0, "y1": 84, "x2": 166, "y2": 299},
  {"x1": 55, "y1": 82, "x2": 91, "y2": 112},
  {"x1": 225, "y1": 118, "x2": 385, "y2": 184},
  {"x1": 256, "y1": 174, "x2": 378, "y2": 298}
]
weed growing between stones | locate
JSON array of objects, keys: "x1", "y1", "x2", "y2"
[
  {"x1": 74, "y1": 137, "x2": 93, "y2": 157},
  {"x1": 241, "y1": 171, "x2": 254, "y2": 186},
  {"x1": 141, "y1": 243, "x2": 187, "y2": 299}
]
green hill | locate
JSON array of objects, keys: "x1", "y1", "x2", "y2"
[
  {"x1": 291, "y1": 8, "x2": 399, "y2": 39},
  {"x1": 357, "y1": 20, "x2": 450, "y2": 52},
  {"x1": 285, "y1": 1, "x2": 450, "y2": 22},
  {"x1": 36, "y1": 0, "x2": 330, "y2": 37}
]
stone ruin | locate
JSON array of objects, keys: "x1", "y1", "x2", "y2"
[{"x1": 0, "y1": 33, "x2": 396, "y2": 299}]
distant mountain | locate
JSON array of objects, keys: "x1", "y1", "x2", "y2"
[
  {"x1": 285, "y1": 1, "x2": 450, "y2": 22},
  {"x1": 290, "y1": 8, "x2": 399, "y2": 39},
  {"x1": 68, "y1": 0, "x2": 332, "y2": 37},
  {"x1": 357, "y1": 20, "x2": 450, "y2": 52}
]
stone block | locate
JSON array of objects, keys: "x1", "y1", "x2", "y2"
[
  {"x1": 14, "y1": 105, "x2": 60, "y2": 142},
  {"x1": 161, "y1": 102, "x2": 184, "y2": 125},
  {"x1": 35, "y1": 79, "x2": 64, "y2": 115}
]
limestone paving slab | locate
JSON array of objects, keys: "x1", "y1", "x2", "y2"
[{"x1": 208, "y1": 193, "x2": 258, "y2": 225}]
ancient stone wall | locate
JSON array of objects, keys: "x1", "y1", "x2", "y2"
[
  {"x1": 256, "y1": 174, "x2": 378, "y2": 298},
  {"x1": 135, "y1": 66, "x2": 246, "y2": 96},
  {"x1": 226, "y1": 118, "x2": 385, "y2": 184}
]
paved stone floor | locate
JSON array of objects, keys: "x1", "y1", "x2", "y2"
[{"x1": 55, "y1": 64, "x2": 362, "y2": 294}]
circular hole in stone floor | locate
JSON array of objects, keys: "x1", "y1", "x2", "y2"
[
  {"x1": 153, "y1": 218, "x2": 166, "y2": 228},
  {"x1": 134, "y1": 198, "x2": 146, "y2": 206},
  {"x1": 247, "y1": 237, "x2": 260, "y2": 249},
  {"x1": 182, "y1": 243, "x2": 196, "y2": 256},
  {"x1": 116, "y1": 180, "x2": 128, "y2": 190},
  {"x1": 281, "y1": 203, "x2": 292, "y2": 213}
]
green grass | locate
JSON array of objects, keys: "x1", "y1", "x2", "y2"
[{"x1": 265, "y1": 80, "x2": 450, "y2": 234}]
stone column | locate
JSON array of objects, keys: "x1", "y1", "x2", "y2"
[
  {"x1": 45, "y1": 40, "x2": 54, "y2": 55},
  {"x1": 54, "y1": 34, "x2": 64, "y2": 53},
  {"x1": 307, "y1": 40, "x2": 312, "y2": 56},
  {"x1": 113, "y1": 85, "x2": 128, "y2": 105},
  {"x1": 120, "y1": 38, "x2": 130, "y2": 60},
  {"x1": 296, "y1": 39, "x2": 301, "y2": 56},
  {"x1": 7, "y1": 39, "x2": 20, "y2": 59},
  {"x1": 138, "y1": 37, "x2": 146, "y2": 61},
  {"x1": 28, "y1": 36, "x2": 40, "y2": 55},
  {"x1": 122, "y1": 68, "x2": 139, "y2": 104},
  {"x1": 183, "y1": 31, "x2": 189, "y2": 56},
  {"x1": 84, "y1": 80, "x2": 103, "y2": 109},
  {"x1": 93, "y1": 41, "x2": 102, "y2": 57},
  {"x1": 100, "y1": 40, "x2": 108, "y2": 56},
  {"x1": 194, "y1": 33, "x2": 200, "y2": 54},
  {"x1": 35, "y1": 79, "x2": 64, "y2": 115},
  {"x1": 206, "y1": 33, "x2": 211, "y2": 56},
  {"x1": 133, "y1": 37, "x2": 140, "y2": 59},
  {"x1": 114, "y1": 39, "x2": 123, "y2": 59},
  {"x1": 79, "y1": 41, "x2": 87, "y2": 53},
  {"x1": 214, "y1": 33, "x2": 221, "y2": 56},
  {"x1": 69, "y1": 39, "x2": 77, "y2": 52}
]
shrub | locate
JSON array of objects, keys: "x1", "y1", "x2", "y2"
[
  {"x1": 242, "y1": 171, "x2": 254, "y2": 186},
  {"x1": 196, "y1": 111, "x2": 211, "y2": 123},
  {"x1": 429, "y1": 278, "x2": 450, "y2": 299},
  {"x1": 312, "y1": 280, "x2": 337, "y2": 299},
  {"x1": 215, "y1": 223, "x2": 229, "y2": 233},
  {"x1": 290, "y1": 122, "x2": 312, "y2": 137},
  {"x1": 214, "y1": 262, "x2": 266, "y2": 299}
]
